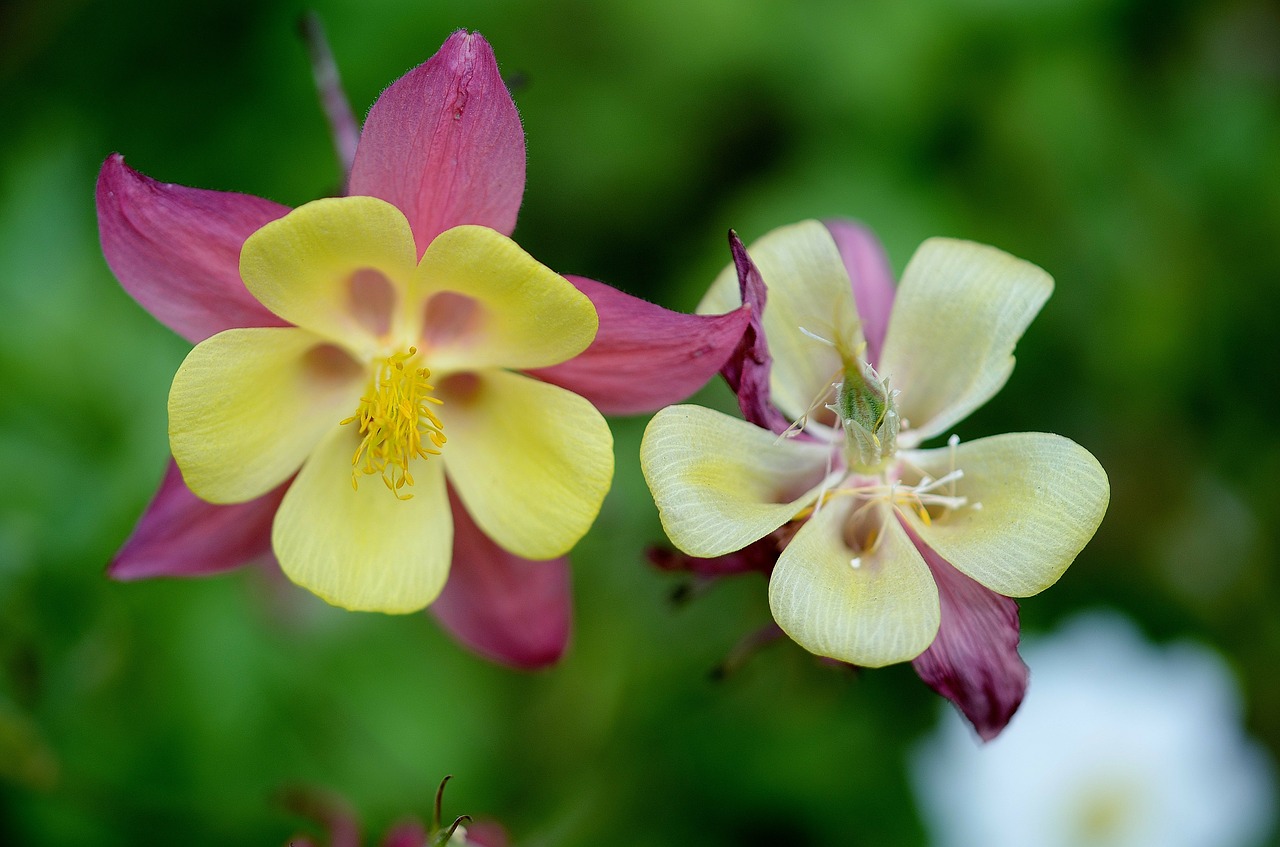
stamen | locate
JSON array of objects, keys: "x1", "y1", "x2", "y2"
[
  {"x1": 797, "y1": 324, "x2": 868, "y2": 362},
  {"x1": 798, "y1": 325, "x2": 836, "y2": 346},
  {"x1": 810, "y1": 464, "x2": 973, "y2": 559},
  {"x1": 774, "y1": 366, "x2": 842, "y2": 444},
  {"x1": 948, "y1": 433, "x2": 960, "y2": 498},
  {"x1": 915, "y1": 469, "x2": 965, "y2": 495},
  {"x1": 341, "y1": 346, "x2": 445, "y2": 499},
  {"x1": 787, "y1": 434, "x2": 984, "y2": 573}
]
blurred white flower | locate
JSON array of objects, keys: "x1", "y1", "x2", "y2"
[{"x1": 912, "y1": 612, "x2": 1276, "y2": 847}]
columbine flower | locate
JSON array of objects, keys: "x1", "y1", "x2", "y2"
[
  {"x1": 912, "y1": 612, "x2": 1277, "y2": 847},
  {"x1": 641, "y1": 220, "x2": 1109, "y2": 737},
  {"x1": 159, "y1": 190, "x2": 614, "y2": 616},
  {"x1": 97, "y1": 31, "x2": 752, "y2": 665}
]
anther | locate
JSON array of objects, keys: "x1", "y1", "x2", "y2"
[{"x1": 343, "y1": 349, "x2": 445, "y2": 499}]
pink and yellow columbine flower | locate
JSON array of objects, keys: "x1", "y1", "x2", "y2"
[
  {"x1": 165, "y1": 193, "x2": 611, "y2": 614},
  {"x1": 641, "y1": 221, "x2": 1109, "y2": 737},
  {"x1": 97, "y1": 32, "x2": 752, "y2": 665}
]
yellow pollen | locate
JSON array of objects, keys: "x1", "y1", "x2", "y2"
[{"x1": 339, "y1": 346, "x2": 445, "y2": 500}]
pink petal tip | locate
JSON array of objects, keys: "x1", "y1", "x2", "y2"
[
  {"x1": 721, "y1": 231, "x2": 791, "y2": 434},
  {"x1": 96, "y1": 154, "x2": 290, "y2": 343},
  {"x1": 109, "y1": 460, "x2": 285, "y2": 581},
  {"x1": 349, "y1": 31, "x2": 526, "y2": 255}
]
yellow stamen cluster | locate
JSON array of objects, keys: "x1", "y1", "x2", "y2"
[{"x1": 341, "y1": 347, "x2": 445, "y2": 499}]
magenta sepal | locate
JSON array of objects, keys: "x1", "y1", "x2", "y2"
[
  {"x1": 823, "y1": 219, "x2": 896, "y2": 367},
  {"x1": 720, "y1": 231, "x2": 792, "y2": 435},
  {"x1": 648, "y1": 534, "x2": 779, "y2": 579},
  {"x1": 379, "y1": 822, "x2": 428, "y2": 847},
  {"x1": 109, "y1": 460, "x2": 285, "y2": 581},
  {"x1": 529, "y1": 275, "x2": 752, "y2": 416},
  {"x1": 429, "y1": 489, "x2": 572, "y2": 670},
  {"x1": 95, "y1": 155, "x2": 290, "y2": 344},
  {"x1": 348, "y1": 30, "x2": 525, "y2": 256},
  {"x1": 457, "y1": 822, "x2": 508, "y2": 847},
  {"x1": 903, "y1": 519, "x2": 1028, "y2": 741}
]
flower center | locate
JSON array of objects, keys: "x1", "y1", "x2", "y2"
[
  {"x1": 794, "y1": 436, "x2": 980, "y2": 569},
  {"x1": 340, "y1": 346, "x2": 445, "y2": 499},
  {"x1": 786, "y1": 328, "x2": 900, "y2": 474}
]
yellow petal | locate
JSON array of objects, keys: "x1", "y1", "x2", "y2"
[
  {"x1": 769, "y1": 499, "x2": 940, "y2": 667},
  {"x1": 415, "y1": 226, "x2": 597, "y2": 373},
  {"x1": 640, "y1": 404, "x2": 833, "y2": 558},
  {"x1": 902, "y1": 432, "x2": 1109, "y2": 597},
  {"x1": 169, "y1": 327, "x2": 362, "y2": 504},
  {"x1": 273, "y1": 426, "x2": 453, "y2": 613},
  {"x1": 698, "y1": 221, "x2": 860, "y2": 422},
  {"x1": 878, "y1": 238, "x2": 1052, "y2": 442},
  {"x1": 240, "y1": 196, "x2": 418, "y2": 352},
  {"x1": 440, "y1": 370, "x2": 613, "y2": 560}
]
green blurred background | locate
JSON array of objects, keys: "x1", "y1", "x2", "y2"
[{"x1": 2, "y1": 0, "x2": 1278, "y2": 844}]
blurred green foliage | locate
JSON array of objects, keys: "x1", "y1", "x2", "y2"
[{"x1": 1, "y1": 0, "x2": 1278, "y2": 844}]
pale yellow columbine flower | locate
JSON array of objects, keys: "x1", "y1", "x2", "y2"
[
  {"x1": 641, "y1": 221, "x2": 1108, "y2": 667},
  {"x1": 168, "y1": 196, "x2": 613, "y2": 613}
]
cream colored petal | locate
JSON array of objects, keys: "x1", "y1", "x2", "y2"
[
  {"x1": 273, "y1": 426, "x2": 452, "y2": 613},
  {"x1": 169, "y1": 327, "x2": 363, "y2": 504},
  {"x1": 901, "y1": 432, "x2": 1109, "y2": 597},
  {"x1": 441, "y1": 369, "x2": 613, "y2": 560},
  {"x1": 769, "y1": 499, "x2": 940, "y2": 667},
  {"x1": 698, "y1": 221, "x2": 861, "y2": 422},
  {"x1": 878, "y1": 238, "x2": 1052, "y2": 442},
  {"x1": 640, "y1": 404, "x2": 834, "y2": 558},
  {"x1": 240, "y1": 196, "x2": 418, "y2": 351},
  {"x1": 415, "y1": 226, "x2": 597, "y2": 373}
]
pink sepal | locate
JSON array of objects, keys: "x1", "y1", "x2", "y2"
[
  {"x1": 529, "y1": 275, "x2": 751, "y2": 416},
  {"x1": 349, "y1": 31, "x2": 525, "y2": 255},
  {"x1": 109, "y1": 460, "x2": 285, "y2": 581},
  {"x1": 380, "y1": 821, "x2": 428, "y2": 847},
  {"x1": 648, "y1": 535, "x2": 779, "y2": 579},
  {"x1": 463, "y1": 820, "x2": 510, "y2": 847},
  {"x1": 823, "y1": 219, "x2": 895, "y2": 366},
  {"x1": 96, "y1": 155, "x2": 290, "y2": 343},
  {"x1": 721, "y1": 231, "x2": 791, "y2": 435},
  {"x1": 904, "y1": 520, "x2": 1028, "y2": 741},
  {"x1": 430, "y1": 490, "x2": 571, "y2": 670}
]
